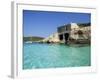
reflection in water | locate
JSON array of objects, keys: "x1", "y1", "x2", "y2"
[{"x1": 23, "y1": 43, "x2": 91, "y2": 69}]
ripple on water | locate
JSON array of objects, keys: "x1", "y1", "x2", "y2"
[{"x1": 23, "y1": 43, "x2": 91, "y2": 69}]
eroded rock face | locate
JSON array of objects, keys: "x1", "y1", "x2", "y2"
[{"x1": 42, "y1": 32, "x2": 60, "y2": 43}]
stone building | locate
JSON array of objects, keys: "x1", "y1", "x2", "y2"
[
  {"x1": 57, "y1": 23, "x2": 91, "y2": 44},
  {"x1": 41, "y1": 23, "x2": 90, "y2": 44}
]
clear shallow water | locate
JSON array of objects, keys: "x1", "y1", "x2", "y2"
[{"x1": 23, "y1": 43, "x2": 91, "y2": 69}]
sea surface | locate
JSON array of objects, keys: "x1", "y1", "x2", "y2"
[{"x1": 23, "y1": 43, "x2": 91, "y2": 69}]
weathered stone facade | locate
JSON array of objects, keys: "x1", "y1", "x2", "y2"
[
  {"x1": 41, "y1": 23, "x2": 90, "y2": 44},
  {"x1": 57, "y1": 23, "x2": 91, "y2": 44}
]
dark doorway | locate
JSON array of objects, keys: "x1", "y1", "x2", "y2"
[
  {"x1": 64, "y1": 33, "x2": 69, "y2": 42},
  {"x1": 59, "y1": 34, "x2": 63, "y2": 41}
]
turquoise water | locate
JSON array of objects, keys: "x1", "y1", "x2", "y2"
[{"x1": 23, "y1": 43, "x2": 91, "y2": 69}]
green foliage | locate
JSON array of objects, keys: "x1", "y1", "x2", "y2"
[
  {"x1": 23, "y1": 36, "x2": 44, "y2": 42},
  {"x1": 77, "y1": 23, "x2": 91, "y2": 27}
]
